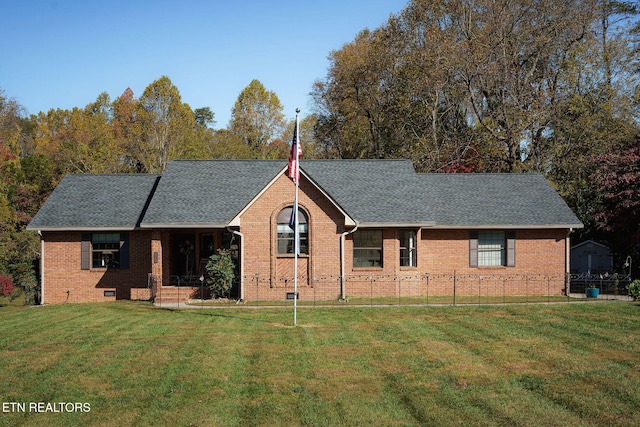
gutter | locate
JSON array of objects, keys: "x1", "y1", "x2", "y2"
[
  {"x1": 340, "y1": 222, "x2": 359, "y2": 301},
  {"x1": 226, "y1": 226, "x2": 245, "y2": 302},
  {"x1": 428, "y1": 224, "x2": 584, "y2": 230},
  {"x1": 38, "y1": 230, "x2": 44, "y2": 305}
]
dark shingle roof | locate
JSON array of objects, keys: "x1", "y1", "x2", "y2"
[
  {"x1": 27, "y1": 160, "x2": 583, "y2": 230},
  {"x1": 301, "y1": 160, "x2": 434, "y2": 225},
  {"x1": 140, "y1": 160, "x2": 285, "y2": 227},
  {"x1": 417, "y1": 173, "x2": 583, "y2": 228},
  {"x1": 27, "y1": 174, "x2": 160, "y2": 230}
]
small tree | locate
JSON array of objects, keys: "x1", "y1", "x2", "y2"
[
  {"x1": 13, "y1": 268, "x2": 39, "y2": 305},
  {"x1": 205, "y1": 249, "x2": 235, "y2": 299}
]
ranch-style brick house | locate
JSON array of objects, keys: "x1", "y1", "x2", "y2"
[{"x1": 27, "y1": 159, "x2": 583, "y2": 304}]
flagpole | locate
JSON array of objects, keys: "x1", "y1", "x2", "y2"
[{"x1": 293, "y1": 108, "x2": 300, "y2": 326}]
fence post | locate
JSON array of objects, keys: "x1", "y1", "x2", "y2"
[
  {"x1": 255, "y1": 273, "x2": 259, "y2": 307},
  {"x1": 425, "y1": 274, "x2": 429, "y2": 305},
  {"x1": 398, "y1": 275, "x2": 401, "y2": 306},
  {"x1": 313, "y1": 275, "x2": 316, "y2": 306},
  {"x1": 503, "y1": 276, "x2": 506, "y2": 304},
  {"x1": 453, "y1": 270, "x2": 457, "y2": 306},
  {"x1": 370, "y1": 274, "x2": 373, "y2": 307}
]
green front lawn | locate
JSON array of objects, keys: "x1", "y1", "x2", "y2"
[{"x1": 1, "y1": 302, "x2": 638, "y2": 426}]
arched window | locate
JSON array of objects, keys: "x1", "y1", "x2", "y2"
[{"x1": 277, "y1": 207, "x2": 309, "y2": 255}]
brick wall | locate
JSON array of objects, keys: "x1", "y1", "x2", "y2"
[
  {"x1": 420, "y1": 228, "x2": 567, "y2": 276},
  {"x1": 237, "y1": 175, "x2": 570, "y2": 301},
  {"x1": 239, "y1": 174, "x2": 345, "y2": 301},
  {"x1": 39, "y1": 175, "x2": 571, "y2": 303},
  {"x1": 41, "y1": 231, "x2": 152, "y2": 304}
]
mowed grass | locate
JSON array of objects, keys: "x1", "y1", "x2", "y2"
[{"x1": 1, "y1": 302, "x2": 639, "y2": 426}]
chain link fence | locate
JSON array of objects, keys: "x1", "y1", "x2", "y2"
[{"x1": 150, "y1": 272, "x2": 634, "y2": 308}]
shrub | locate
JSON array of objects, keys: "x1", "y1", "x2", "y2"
[
  {"x1": 205, "y1": 250, "x2": 236, "y2": 299},
  {"x1": 11, "y1": 264, "x2": 39, "y2": 305},
  {"x1": 0, "y1": 274, "x2": 14, "y2": 296},
  {"x1": 628, "y1": 279, "x2": 640, "y2": 300}
]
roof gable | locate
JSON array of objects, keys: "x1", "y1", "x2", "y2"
[
  {"x1": 571, "y1": 240, "x2": 611, "y2": 251},
  {"x1": 227, "y1": 167, "x2": 357, "y2": 227}
]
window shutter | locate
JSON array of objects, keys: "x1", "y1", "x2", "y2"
[
  {"x1": 81, "y1": 234, "x2": 91, "y2": 270},
  {"x1": 506, "y1": 231, "x2": 516, "y2": 267},
  {"x1": 120, "y1": 233, "x2": 129, "y2": 269},
  {"x1": 469, "y1": 231, "x2": 478, "y2": 268}
]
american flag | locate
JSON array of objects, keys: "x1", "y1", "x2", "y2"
[{"x1": 287, "y1": 116, "x2": 302, "y2": 183}]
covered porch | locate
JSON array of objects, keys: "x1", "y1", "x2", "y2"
[{"x1": 150, "y1": 228, "x2": 241, "y2": 303}]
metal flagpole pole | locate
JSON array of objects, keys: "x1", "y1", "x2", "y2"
[{"x1": 293, "y1": 108, "x2": 300, "y2": 326}]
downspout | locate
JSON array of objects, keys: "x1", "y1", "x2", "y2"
[
  {"x1": 565, "y1": 228, "x2": 572, "y2": 295},
  {"x1": 226, "y1": 227, "x2": 245, "y2": 301},
  {"x1": 340, "y1": 222, "x2": 359, "y2": 301},
  {"x1": 38, "y1": 230, "x2": 44, "y2": 305}
]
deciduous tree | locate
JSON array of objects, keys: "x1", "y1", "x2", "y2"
[
  {"x1": 229, "y1": 80, "x2": 286, "y2": 153},
  {"x1": 586, "y1": 141, "x2": 640, "y2": 266},
  {"x1": 137, "y1": 76, "x2": 197, "y2": 173}
]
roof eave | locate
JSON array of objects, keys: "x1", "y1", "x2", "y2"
[
  {"x1": 139, "y1": 222, "x2": 229, "y2": 229},
  {"x1": 26, "y1": 226, "x2": 139, "y2": 232},
  {"x1": 430, "y1": 223, "x2": 584, "y2": 230},
  {"x1": 354, "y1": 221, "x2": 436, "y2": 228}
]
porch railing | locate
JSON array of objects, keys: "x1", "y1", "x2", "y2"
[{"x1": 169, "y1": 275, "x2": 206, "y2": 287}]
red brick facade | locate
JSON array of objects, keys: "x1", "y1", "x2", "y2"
[
  {"x1": 38, "y1": 174, "x2": 571, "y2": 304},
  {"x1": 41, "y1": 231, "x2": 153, "y2": 304}
]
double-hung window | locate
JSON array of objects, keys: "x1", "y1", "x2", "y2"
[
  {"x1": 399, "y1": 230, "x2": 417, "y2": 267},
  {"x1": 353, "y1": 230, "x2": 383, "y2": 268},
  {"x1": 478, "y1": 231, "x2": 506, "y2": 266},
  {"x1": 470, "y1": 231, "x2": 515, "y2": 267},
  {"x1": 81, "y1": 233, "x2": 129, "y2": 270}
]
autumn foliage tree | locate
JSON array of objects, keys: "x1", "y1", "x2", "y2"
[
  {"x1": 137, "y1": 76, "x2": 200, "y2": 173},
  {"x1": 229, "y1": 79, "x2": 287, "y2": 156},
  {"x1": 586, "y1": 141, "x2": 640, "y2": 266},
  {"x1": 312, "y1": 0, "x2": 640, "y2": 175}
]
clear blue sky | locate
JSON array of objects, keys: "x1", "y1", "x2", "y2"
[{"x1": 1, "y1": 0, "x2": 408, "y2": 128}]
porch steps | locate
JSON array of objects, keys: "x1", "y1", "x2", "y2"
[{"x1": 153, "y1": 286, "x2": 208, "y2": 304}]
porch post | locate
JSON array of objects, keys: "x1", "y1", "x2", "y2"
[{"x1": 151, "y1": 231, "x2": 163, "y2": 288}]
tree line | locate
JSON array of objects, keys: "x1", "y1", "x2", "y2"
[
  {"x1": 1, "y1": 0, "x2": 639, "y2": 302},
  {"x1": 0, "y1": 76, "x2": 319, "y2": 302},
  {"x1": 311, "y1": 0, "x2": 640, "y2": 272}
]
